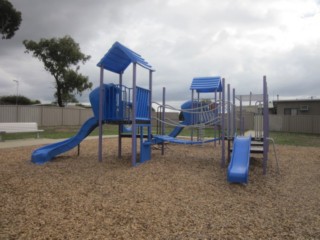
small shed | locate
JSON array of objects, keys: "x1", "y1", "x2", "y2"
[{"x1": 273, "y1": 99, "x2": 320, "y2": 115}]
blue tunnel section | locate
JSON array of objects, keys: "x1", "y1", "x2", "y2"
[{"x1": 89, "y1": 83, "x2": 124, "y2": 122}]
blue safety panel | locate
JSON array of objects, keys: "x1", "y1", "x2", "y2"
[
  {"x1": 140, "y1": 141, "x2": 151, "y2": 163},
  {"x1": 190, "y1": 76, "x2": 222, "y2": 93},
  {"x1": 89, "y1": 83, "x2": 150, "y2": 122},
  {"x1": 97, "y1": 41, "x2": 154, "y2": 73}
]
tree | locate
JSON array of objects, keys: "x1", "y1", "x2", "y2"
[
  {"x1": 0, "y1": 95, "x2": 41, "y2": 105},
  {"x1": 0, "y1": 0, "x2": 22, "y2": 39},
  {"x1": 23, "y1": 35, "x2": 92, "y2": 107}
]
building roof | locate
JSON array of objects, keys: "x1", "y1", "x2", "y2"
[
  {"x1": 190, "y1": 76, "x2": 222, "y2": 93},
  {"x1": 273, "y1": 99, "x2": 320, "y2": 103},
  {"x1": 97, "y1": 41, "x2": 154, "y2": 74}
]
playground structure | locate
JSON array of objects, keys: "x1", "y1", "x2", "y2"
[
  {"x1": 31, "y1": 41, "x2": 275, "y2": 183},
  {"x1": 153, "y1": 76, "x2": 223, "y2": 146}
]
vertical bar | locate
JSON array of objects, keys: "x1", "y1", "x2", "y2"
[
  {"x1": 197, "y1": 91, "x2": 200, "y2": 140},
  {"x1": 240, "y1": 96, "x2": 243, "y2": 135},
  {"x1": 132, "y1": 63, "x2": 137, "y2": 166},
  {"x1": 233, "y1": 88, "x2": 236, "y2": 136},
  {"x1": 98, "y1": 66, "x2": 104, "y2": 162},
  {"x1": 191, "y1": 89, "x2": 194, "y2": 141},
  {"x1": 219, "y1": 91, "x2": 221, "y2": 144},
  {"x1": 149, "y1": 70, "x2": 153, "y2": 141},
  {"x1": 227, "y1": 84, "x2": 231, "y2": 139},
  {"x1": 161, "y1": 87, "x2": 166, "y2": 155},
  {"x1": 263, "y1": 75, "x2": 269, "y2": 175},
  {"x1": 221, "y1": 78, "x2": 225, "y2": 168},
  {"x1": 227, "y1": 84, "x2": 231, "y2": 162},
  {"x1": 118, "y1": 73, "x2": 123, "y2": 158},
  {"x1": 214, "y1": 90, "x2": 217, "y2": 147}
]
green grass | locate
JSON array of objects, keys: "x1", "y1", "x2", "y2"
[
  {"x1": 269, "y1": 132, "x2": 320, "y2": 147},
  {"x1": 2, "y1": 125, "x2": 320, "y2": 148},
  {"x1": 158, "y1": 127, "x2": 320, "y2": 147}
]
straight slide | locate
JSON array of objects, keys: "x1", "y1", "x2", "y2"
[
  {"x1": 227, "y1": 136, "x2": 251, "y2": 184},
  {"x1": 31, "y1": 117, "x2": 99, "y2": 164},
  {"x1": 153, "y1": 121, "x2": 186, "y2": 144},
  {"x1": 168, "y1": 121, "x2": 187, "y2": 137}
]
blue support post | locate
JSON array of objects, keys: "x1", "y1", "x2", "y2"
[
  {"x1": 98, "y1": 66, "x2": 104, "y2": 162},
  {"x1": 227, "y1": 84, "x2": 231, "y2": 139},
  {"x1": 221, "y1": 78, "x2": 225, "y2": 168},
  {"x1": 139, "y1": 69, "x2": 153, "y2": 163},
  {"x1": 118, "y1": 73, "x2": 123, "y2": 158},
  {"x1": 161, "y1": 87, "x2": 166, "y2": 155},
  {"x1": 132, "y1": 63, "x2": 137, "y2": 166},
  {"x1": 240, "y1": 96, "x2": 243, "y2": 135},
  {"x1": 149, "y1": 70, "x2": 153, "y2": 121},
  {"x1": 191, "y1": 89, "x2": 194, "y2": 141},
  {"x1": 263, "y1": 75, "x2": 269, "y2": 174},
  {"x1": 214, "y1": 90, "x2": 217, "y2": 147},
  {"x1": 233, "y1": 88, "x2": 236, "y2": 136}
]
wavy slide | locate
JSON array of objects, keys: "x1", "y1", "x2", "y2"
[
  {"x1": 32, "y1": 117, "x2": 99, "y2": 164},
  {"x1": 227, "y1": 136, "x2": 251, "y2": 184}
]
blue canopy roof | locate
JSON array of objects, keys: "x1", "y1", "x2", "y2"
[
  {"x1": 190, "y1": 76, "x2": 222, "y2": 93},
  {"x1": 97, "y1": 41, "x2": 154, "y2": 74}
]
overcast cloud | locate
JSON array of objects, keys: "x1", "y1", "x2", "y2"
[{"x1": 1, "y1": 0, "x2": 320, "y2": 107}]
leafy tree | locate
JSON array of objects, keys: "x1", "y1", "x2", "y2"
[
  {"x1": 0, "y1": 95, "x2": 41, "y2": 105},
  {"x1": 0, "y1": 0, "x2": 22, "y2": 39},
  {"x1": 23, "y1": 35, "x2": 92, "y2": 107}
]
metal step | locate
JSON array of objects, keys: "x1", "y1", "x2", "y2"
[
  {"x1": 251, "y1": 141, "x2": 263, "y2": 146},
  {"x1": 250, "y1": 146, "x2": 264, "y2": 153}
]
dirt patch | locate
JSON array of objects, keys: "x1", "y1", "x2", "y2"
[{"x1": 1, "y1": 138, "x2": 319, "y2": 239}]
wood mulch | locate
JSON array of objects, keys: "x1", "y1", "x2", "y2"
[{"x1": 0, "y1": 138, "x2": 319, "y2": 239}]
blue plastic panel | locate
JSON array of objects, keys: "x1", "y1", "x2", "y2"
[
  {"x1": 89, "y1": 84, "x2": 150, "y2": 122},
  {"x1": 97, "y1": 42, "x2": 154, "y2": 74},
  {"x1": 190, "y1": 76, "x2": 222, "y2": 93}
]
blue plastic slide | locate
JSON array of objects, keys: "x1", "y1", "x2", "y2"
[
  {"x1": 31, "y1": 117, "x2": 99, "y2": 164},
  {"x1": 227, "y1": 136, "x2": 251, "y2": 183},
  {"x1": 168, "y1": 121, "x2": 187, "y2": 137}
]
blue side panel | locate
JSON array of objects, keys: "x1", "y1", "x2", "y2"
[
  {"x1": 90, "y1": 83, "x2": 119, "y2": 121},
  {"x1": 89, "y1": 84, "x2": 150, "y2": 122},
  {"x1": 31, "y1": 117, "x2": 99, "y2": 164},
  {"x1": 227, "y1": 136, "x2": 251, "y2": 184},
  {"x1": 140, "y1": 141, "x2": 151, "y2": 163}
]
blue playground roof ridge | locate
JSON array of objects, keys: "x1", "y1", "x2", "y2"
[
  {"x1": 97, "y1": 41, "x2": 154, "y2": 74},
  {"x1": 190, "y1": 76, "x2": 222, "y2": 93}
]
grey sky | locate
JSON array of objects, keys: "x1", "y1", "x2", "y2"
[{"x1": 1, "y1": 0, "x2": 320, "y2": 107}]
